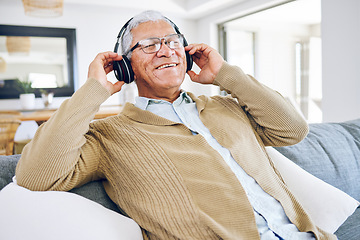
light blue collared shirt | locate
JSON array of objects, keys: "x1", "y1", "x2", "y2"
[{"x1": 135, "y1": 92, "x2": 315, "y2": 240}]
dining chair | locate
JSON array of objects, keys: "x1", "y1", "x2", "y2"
[{"x1": 0, "y1": 116, "x2": 21, "y2": 155}]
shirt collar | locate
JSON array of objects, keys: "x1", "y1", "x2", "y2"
[{"x1": 135, "y1": 91, "x2": 193, "y2": 110}]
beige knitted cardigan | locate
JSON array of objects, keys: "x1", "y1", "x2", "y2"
[{"x1": 16, "y1": 63, "x2": 335, "y2": 239}]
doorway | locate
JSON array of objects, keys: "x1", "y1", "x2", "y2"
[{"x1": 219, "y1": 0, "x2": 322, "y2": 122}]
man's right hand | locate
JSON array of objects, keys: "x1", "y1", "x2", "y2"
[{"x1": 87, "y1": 51, "x2": 125, "y2": 95}]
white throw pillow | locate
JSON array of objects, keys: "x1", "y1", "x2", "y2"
[
  {"x1": 0, "y1": 182, "x2": 143, "y2": 240},
  {"x1": 266, "y1": 147, "x2": 359, "y2": 233}
]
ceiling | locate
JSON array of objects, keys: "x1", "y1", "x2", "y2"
[
  {"x1": 65, "y1": 0, "x2": 321, "y2": 23},
  {"x1": 65, "y1": 0, "x2": 248, "y2": 19},
  {"x1": 239, "y1": 0, "x2": 321, "y2": 25},
  {"x1": 1, "y1": 0, "x2": 320, "y2": 22}
]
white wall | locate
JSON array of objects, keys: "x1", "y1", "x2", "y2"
[{"x1": 321, "y1": 0, "x2": 360, "y2": 122}]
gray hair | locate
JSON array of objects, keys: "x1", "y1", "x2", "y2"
[{"x1": 120, "y1": 10, "x2": 175, "y2": 59}]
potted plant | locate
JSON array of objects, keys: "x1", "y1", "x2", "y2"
[{"x1": 15, "y1": 79, "x2": 35, "y2": 109}]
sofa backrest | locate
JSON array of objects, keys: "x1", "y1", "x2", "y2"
[
  {"x1": 276, "y1": 118, "x2": 360, "y2": 202},
  {"x1": 0, "y1": 154, "x2": 19, "y2": 190}
]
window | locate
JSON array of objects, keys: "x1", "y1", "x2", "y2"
[
  {"x1": 28, "y1": 73, "x2": 58, "y2": 88},
  {"x1": 221, "y1": 28, "x2": 255, "y2": 76}
]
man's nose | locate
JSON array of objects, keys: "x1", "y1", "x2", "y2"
[{"x1": 156, "y1": 41, "x2": 174, "y2": 57}]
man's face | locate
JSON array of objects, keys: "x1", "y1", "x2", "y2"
[{"x1": 130, "y1": 20, "x2": 187, "y2": 100}]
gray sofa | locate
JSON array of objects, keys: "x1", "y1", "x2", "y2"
[{"x1": 1, "y1": 119, "x2": 360, "y2": 239}]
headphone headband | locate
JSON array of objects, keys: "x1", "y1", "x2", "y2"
[
  {"x1": 113, "y1": 15, "x2": 193, "y2": 84},
  {"x1": 114, "y1": 18, "x2": 133, "y2": 54}
]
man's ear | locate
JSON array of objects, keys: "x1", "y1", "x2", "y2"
[
  {"x1": 131, "y1": 65, "x2": 137, "y2": 81},
  {"x1": 129, "y1": 58, "x2": 136, "y2": 81}
]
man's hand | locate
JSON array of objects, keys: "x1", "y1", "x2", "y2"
[
  {"x1": 87, "y1": 51, "x2": 125, "y2": 95},
  {"x1": 185, "y1": 44, "x2": 224, "y2": 84}
]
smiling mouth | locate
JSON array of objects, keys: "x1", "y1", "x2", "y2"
[{"x1": 156, "y1": 63, "x2": 177, "y2": 70}]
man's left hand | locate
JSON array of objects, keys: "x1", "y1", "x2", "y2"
[{"x1": 185, "y1": 43, "x2": 224, "y2": 84}]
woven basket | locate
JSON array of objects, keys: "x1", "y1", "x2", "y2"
[{"x1": 22, "y1": 0, "x2": 63, "y2": 17}]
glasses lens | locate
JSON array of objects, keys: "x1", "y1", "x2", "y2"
[
  {"x1": 140, "y1": 38, "x2": 161, "y2": 53},
  {"x1": 165, "y1": 34, "x2": 183, "y2": 49},
  {"x1": 139, "y1": 34, "x2": 184, "y2": 54}
]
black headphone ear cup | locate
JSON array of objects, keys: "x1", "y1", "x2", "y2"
[
  {"x1": 181, "y1": 33, "x2": 193, "y2": 72},
  {"x1": 113, "y1": 55, "x2": 134, "y2": 84},
  {"x1": 113, "y1": 61, "x2": 123, "y2": 82},
  {"x1": 185, "y1": 51, "x2": 193, "y2": 72}
]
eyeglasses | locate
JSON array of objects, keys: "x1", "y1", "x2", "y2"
[{"x1": 127, "y1": 33, "x2": 184, "y2": 55}]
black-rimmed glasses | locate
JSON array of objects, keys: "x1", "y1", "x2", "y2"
[{"x1": 126, "y1": 33, "x2": 184, "y2": 55}]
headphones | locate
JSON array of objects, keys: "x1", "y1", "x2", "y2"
[{"x1": 113, "y1": 17, "x2": 193, "y2": 84}]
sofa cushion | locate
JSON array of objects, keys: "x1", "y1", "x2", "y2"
[
  {"x1": 0, "y1": 182, "x2": 143, "y2": 240},
  {"x1": 275, "y1": 118, "x2": 360, "y2": 201},
  {"x1": 266, "y1": 147, "x2": 359, "y2": 233}
]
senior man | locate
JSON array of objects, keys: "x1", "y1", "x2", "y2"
[{"x1": 16, "y1": 10, "x2": 335, "y2": 240}]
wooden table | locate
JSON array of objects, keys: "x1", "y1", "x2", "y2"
[{"x1": 16, "y1": 105, "x2": 123, "y2": 125}]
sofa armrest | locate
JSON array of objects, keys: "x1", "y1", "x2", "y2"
[
  {"x1": 0, "y1": 154, "x2": 121, "y2": 215},
  {"x1": 69, "y1": 180, "x2": 122, "y2": 214}
]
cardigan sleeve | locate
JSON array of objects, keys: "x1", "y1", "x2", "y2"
[
  {"x1": 16, "y1": 78, "x2": 111, "y2": 191},
  {"x1": 213, "y1": 62, "x2": 309, "y2": 147}
]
